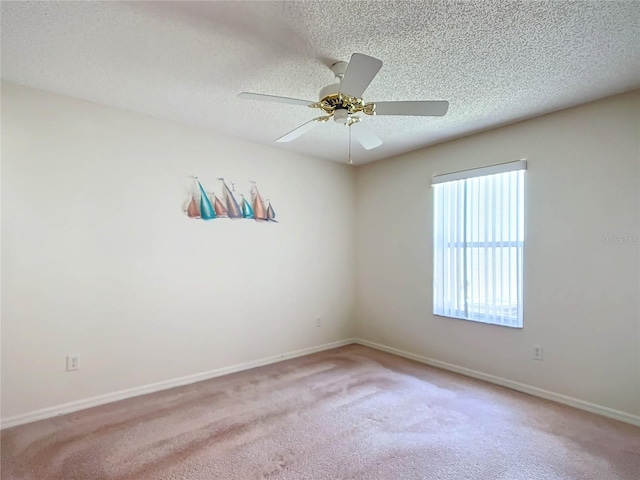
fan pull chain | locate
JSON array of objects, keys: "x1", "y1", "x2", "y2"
[{"x1": 348, "y1": 125, "x2": 353, "y2": 165}]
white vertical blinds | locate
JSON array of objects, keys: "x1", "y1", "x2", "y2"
[{"x1": 433, "y1": 161, "x2": 526, "y2": 328}]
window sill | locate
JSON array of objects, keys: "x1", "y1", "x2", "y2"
[{"x1": 433, "y1": 312, "x2": 523, "y2": 329}]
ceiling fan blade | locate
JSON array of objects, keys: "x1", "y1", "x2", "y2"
[
  {"x1": 339, "y1": 53, "x2": 383, "y2": 98},
  {"x1": 276, "y1": 117, "x2": 324, "y2": 143},
  {"x1": 373, "y1": 101, "x2": 449, "y2": 116},
  {"x1": 238, "y1": 92, "x2": 314, "y2": 107},
  {"x1": 351, "y1": 122, "x2": 383, "y2": 150}
]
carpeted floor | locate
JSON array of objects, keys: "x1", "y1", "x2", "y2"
[{"x1": 1, "y1": 345, "x2": 638, "y2": 479}]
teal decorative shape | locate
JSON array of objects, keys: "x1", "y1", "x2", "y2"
[{"x1": 197, "y1": 179, "x2": 216, "y2": 220}]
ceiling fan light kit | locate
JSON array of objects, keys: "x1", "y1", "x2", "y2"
[{"x1": 238, "y1": 53, "x2": 449, "y2": 164}]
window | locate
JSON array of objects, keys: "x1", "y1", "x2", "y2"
[{"x1": 432, "y1": 160, "x2": 526, "y2": 328}]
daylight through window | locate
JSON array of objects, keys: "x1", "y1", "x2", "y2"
[{"x1": 432, "y1": 161, "x2": 526, "y2": 328}]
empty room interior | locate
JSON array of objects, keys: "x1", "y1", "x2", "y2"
[{"x1": 1, "y1": 2, "x2": 639, "y2": 479}]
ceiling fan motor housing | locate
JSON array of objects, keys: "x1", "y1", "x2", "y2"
[
  {"x1": 316, "y1": 84, "x2": 373, "y2": 116},
  {"x1": 314, "y1": 59, "x2": 377, "y2": 116},
  {"x1": 319, "y1": 83, "x2": 340, "y2": 100}
]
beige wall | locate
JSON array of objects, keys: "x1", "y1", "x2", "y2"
[
  {"x1": 1, "y1": 82, "x2": 356, "y2": 419},
  {"x1": 355, "y1": 91, "x2": 640, "y2": 416},
  {"x1": 2, "y1": 83, "x2": 638, "y2": 424}
]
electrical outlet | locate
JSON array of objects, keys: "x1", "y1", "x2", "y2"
[
  {"x1": 66, "y1": 354, "x2": 80, "y2": 371},
  {"x1": 533, "y1": 345, "x2": 543, "y2": 361},
  {"x1": 316, "y1": 317, "x2": 322, "y2": 327}
]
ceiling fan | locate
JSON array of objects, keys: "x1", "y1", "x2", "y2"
[{"x1": 238, "y1": 53, "x2": 449, "y2": 163}]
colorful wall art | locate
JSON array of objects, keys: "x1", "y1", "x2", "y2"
[{"x1": 185, "y1": 177, "x2": 277, "y2": 222}]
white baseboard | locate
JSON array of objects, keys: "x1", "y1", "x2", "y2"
[
  {"x1": 354, "y1": 338, "x2": 640, "y2": 427},
  {"x1": 4, "y1": 337, "x2": 638, "y2": 429},
  {"x1": 1, "y1": 338, "x2": 355, "y2": 430}
]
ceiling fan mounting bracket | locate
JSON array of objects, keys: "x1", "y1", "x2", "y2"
[{"x1": 330, "y1": 61, "x2": 348, "y2": 80}]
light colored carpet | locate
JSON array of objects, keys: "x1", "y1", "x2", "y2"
[{"x1": 1, "y1": 345, "x2": 638, "y2": 479}]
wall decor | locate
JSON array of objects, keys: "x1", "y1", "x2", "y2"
[{"x1": 185, "y1": 177, "x2": 277, "y2": 222}]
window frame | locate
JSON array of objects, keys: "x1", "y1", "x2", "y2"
[{"x1": 432, "y1": 160, "x2": 526, "y2": 328}]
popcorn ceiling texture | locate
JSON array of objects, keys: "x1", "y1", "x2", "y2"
[{"x1": 1, "y1": 1, "x2": 638, "y2": 164}]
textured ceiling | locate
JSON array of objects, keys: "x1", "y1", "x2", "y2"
[{"x1": 2, "y1": 1, "x2": 639, "y2": 165}]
